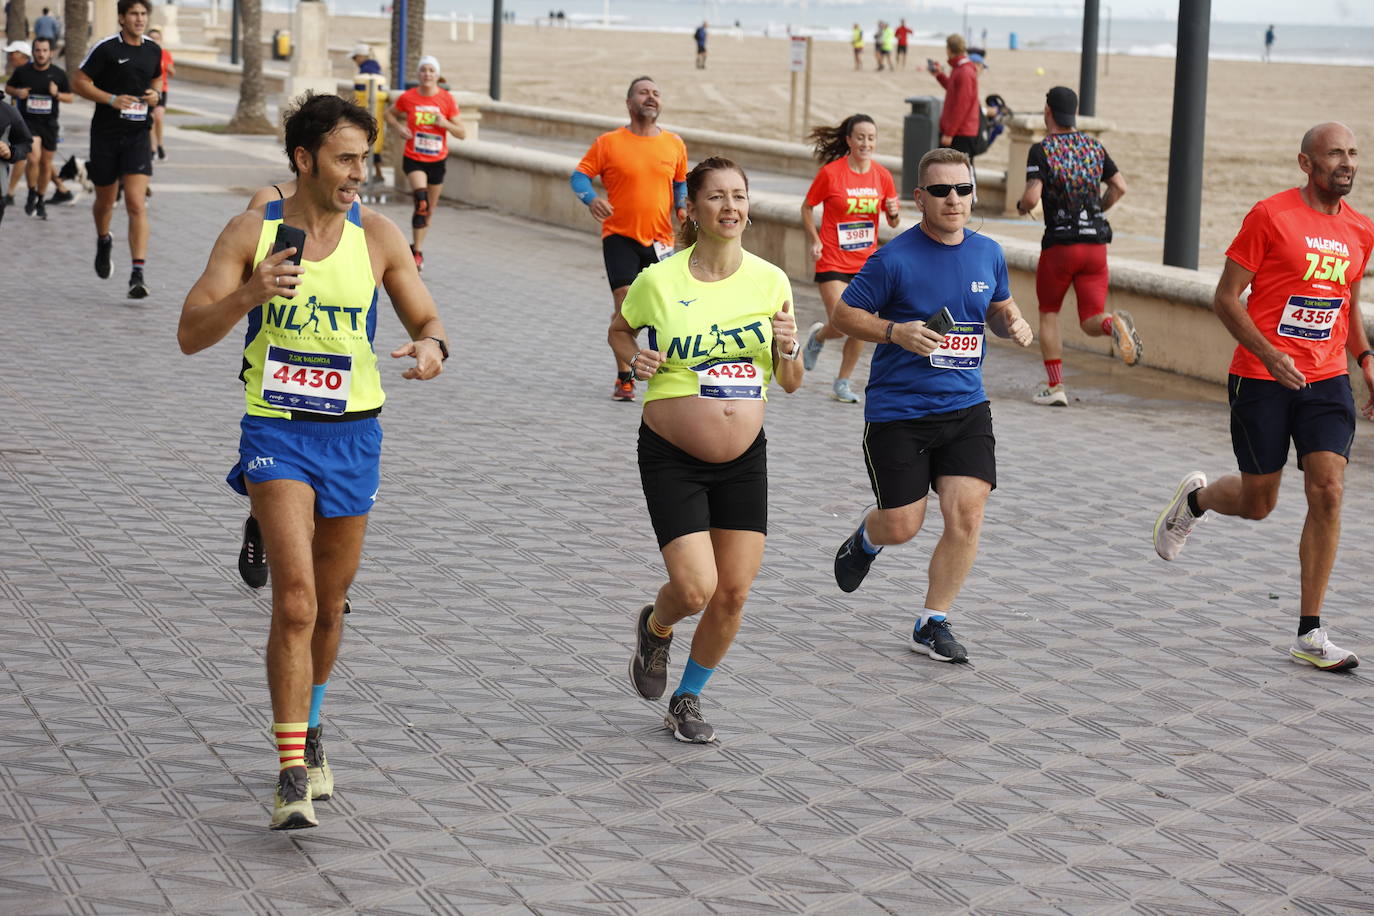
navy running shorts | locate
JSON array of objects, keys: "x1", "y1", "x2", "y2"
[{"x1": 1228, "y1": 373, "x2": 1355, "y2": 475}]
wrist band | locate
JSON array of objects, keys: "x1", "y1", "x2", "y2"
[
  {"x1": 109, "y1": 94, "x2": 117, "y2": 106},
  {"x1": 884, "y1": 321, "x2": 894, "y2": 342},
  {"x1": 1358, "y1": 349, "x2": 1374, "y2": 367},
  {"x1": 425, "y1": 336, "x2": 449, "y2": 360}
]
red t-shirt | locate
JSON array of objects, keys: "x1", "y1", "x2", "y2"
[
  {"x1": 895, "y1": 25, "x2": 912, "y2": 47},
  {"x1": 805, "y1": 157, "x2": 897, "y2": 275},
  {"x1": 393, "y1": 87, "x2": 459, "y2": 163},
  {"x1": 1227, "y1": 188, "x2": 1374, "y2": 381},
  {"x1": 158, "y1": 49, "x2": 173, "y2": 92}
]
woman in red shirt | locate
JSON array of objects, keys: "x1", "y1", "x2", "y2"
[
  {"x1": 385, "y1": 55, "x2": 465, "y2": 271},
  {"x1": 800, "y1": 114, "x2": 900, "y2": 403}
]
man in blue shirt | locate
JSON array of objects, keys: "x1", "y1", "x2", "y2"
[{"x1": 831, "y1": 147, "x2": 1033, "y2": 663}]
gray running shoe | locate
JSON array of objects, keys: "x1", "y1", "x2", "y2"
[
  {"x1": 803, "y1": 320, "x2": 825, "y2": 371},
  {"x1": 305, "y1": 725, "x2": 333, "y2": 800},
  {"x1": 269, "y1": 766, "x2": 317, "y2": 830},
  {"x1": 1032, "y1": 384, "x2": 1068, "y2": 406},
  {"x1": 664, "y1": 691, "x2": 716, "y2": 743},
  {"x1": 629, "y1": 604, "x2": 672, "y2": 700},
  {"x1": 831, "y1": 377, "x2": 860, "y2": 403},
  {"x1": 1153, "y1": 471, "x2": 1206, "y2": 561},
  {"x1": 912, "y1": 618, "x2": 968, "y2": 663}
]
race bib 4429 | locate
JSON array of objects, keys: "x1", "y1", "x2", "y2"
[
  {"x1": 694, "y1": 357, "x2": 762, "y2": 399},
  {"x1": 1277, "y1": 295, "x2": 1342, "y2": 341}
]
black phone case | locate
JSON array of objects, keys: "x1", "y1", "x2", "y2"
[
  {"x1": 272, "y1": 224, "x2": 307, "y2": 266},
  {"x1": 926, "y1": 308, "x2": 955, "y2": 336}
]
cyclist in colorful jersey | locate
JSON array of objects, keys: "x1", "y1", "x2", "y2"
[
  {"x1": 176, "y1": 93, "x2": 449, "y2": 829},
  {"x1": 1017, "y1": 86, "x2": 1139, "y2": 406},
  {"x1": 72, "y1": 0, "x2": 161, "y2": 298},
  {"x1": 385, "y1": 55, "x2": 464, "y2": 273},
  {"x1": 146, "y1": 27, "x2": 172, "y2": 160},
  {"x1": 1154, "y1": 122, "x2": 1373, "y2": 672},
  {"x1": 612, "y1": 157, "x2": 803, "y2": 743},
  {"x1": 800, "y1": 113, "x2": 901, "y2": 404},
  {"x1": 572, "y1": 75, "x2": 688, "y2": 401},
  {"x1": 4, "y1": 35, "x2": 72, "y2": 221},
  {"x1": 830, "y1": 148, "x2": 1033, "y2": 664}
]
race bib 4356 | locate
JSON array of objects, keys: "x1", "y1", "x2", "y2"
[{"x1": 1277, "y1": 295, "x2": 1342, "y2": 340}]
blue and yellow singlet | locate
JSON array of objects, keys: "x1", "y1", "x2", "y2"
[{"x1": 240, "y1": 199, "x2": 383, "y2": 419}]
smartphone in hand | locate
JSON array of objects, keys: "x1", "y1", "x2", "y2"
[
  {"x1": 272, "y1": 223, "x2": 307, "y2": 266},
  {"x1": 925, "y1": 307, "x2": 955, "y2": 336}
]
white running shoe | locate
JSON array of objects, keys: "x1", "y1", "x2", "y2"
[
  {"x1": 803, "y1": 321, "x2": 826, "y2": 371},
  {"x1": 1032, "y1": 384, "x2": 1068, "y2": 406},
  {"x1": 1112, "y1": 310, "x2": 1143, "y2": 366},
  {"x1": 1154, "y1": 471, "x2": 1206, "y2": 561},
  {"x1": 1291, "y1": 627, "x2": 1359, "y2": 671}
]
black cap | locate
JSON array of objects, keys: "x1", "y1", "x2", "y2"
[{"x1": 1046, "y1": 86, "x2": 1078, "y2": 128}]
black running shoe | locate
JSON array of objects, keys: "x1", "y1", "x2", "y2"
[
  {"x1": 94, "y1": 235, "x2": 113, "y2": 279},
  {"x1": 834, "y1": 522, "x2": 880, "y2": 593},
  {"x1": 238, "y1": 516, "x2": 268, "y2": 588},
  {"x1": 48, "y1": 189, "x2": 74, "y2": 205},
  {"x1": 664, "y1": 692, "x2": 716, "y2": 743},
  {"x1": 34, "y1": 198, "x2": 46, "y2": 221},
  {"x1": 912, "y1": 618, "x2": 968, "y2": 663},
  {"x1": 2, "y1": 194, "x2": 14, "y2": 206},
  {"x1": 629, "y1": 604, "x2": 672, "y2": 700},
  {"x1": 157, "y1": 145, "x2": 166, "y2": 160},
  {"x1": 127, "y1": 268, "x2": 149, "y2": 299},
  {"x1": 24, "y1": 188, "x2": 37, "y2": 216}
]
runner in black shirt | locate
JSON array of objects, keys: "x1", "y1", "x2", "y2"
[
  {"x1": 0, "y1": 102, "x2": 34, "y2": 227},
  {"x1": 5, "y1": 36, "x2": 73, "y2": 220},
  {"x1": 1016, "y1": 86, "x2": 1138, "y2": 406},
  {"x1": 72, "y1": 0, "x2": 161, "y2": 298}
]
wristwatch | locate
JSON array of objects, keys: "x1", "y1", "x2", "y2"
[
  {"x1": 1358, "y1": 349, "x2": 1374, "y2": 367},
  {"x1": 426, "y1": 336, "x2": 450, "y2": 360}
]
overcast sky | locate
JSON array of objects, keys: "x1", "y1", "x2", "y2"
[{"x1": 1041, "y1": 0, "x2": 1372, "y2": 26}]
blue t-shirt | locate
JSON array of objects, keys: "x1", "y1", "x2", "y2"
[{"x1": 842, "y1": 225, "x2": 1011, "y2": 422}]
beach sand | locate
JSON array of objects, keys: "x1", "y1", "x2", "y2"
[{"x1": 322, "y1": 16, "x2": 1373, "y2": 261}]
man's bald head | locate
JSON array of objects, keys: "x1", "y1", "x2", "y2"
[
  {"x1": 1298, "y1": 122, "x2": 1357, "y2": 203},
  {"x1": 1301, "y1": 122, "x2": 1355, "y2": 157}
]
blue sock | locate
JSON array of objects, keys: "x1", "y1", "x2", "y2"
[
  {"x1": 918, "y1": 611, "x2": 947, "y2": 631},
  {"x1": 676, "y1": 658, "x2": 715, "y2": 696},
  {"x1": 308, "y1": 682, "x2": 328, "y2": 728},
  {"x1": 859, "y1": 522, "x2": 881, "y2": 555}
]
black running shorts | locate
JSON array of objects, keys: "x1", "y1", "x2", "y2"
[
  {"x1": 638, "y1": 422, "x2": 767, "y2": 549},
  {"x1": 863, "y1": 401, "x2": 997, "y2": 509},
  {"x1": 1228, "y1": 373, "x2": 1355, "y2": 475},
  {"x1": 603, "y1": 233, "x2": 663, "y2": 291},
  {"x1": 87, "y1": 130, "x2": 152, "y2": 186},
  {"x1": 813, "y1": 270, "x2": 858, "y2": 284},
  {"x1": 26, "y1": 120, "x2": 58, "y2": 152},
  {"x1": 402, "y1": 155, "x2": 446, "y2": 186}
]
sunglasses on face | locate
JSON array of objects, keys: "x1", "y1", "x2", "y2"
[{"x1": 921, "y1": 183, "x2": 975, "y2": 198}]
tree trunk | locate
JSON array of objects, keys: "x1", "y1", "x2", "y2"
[
  {"x1": 227, "y1": 0, "x2": 274, "y2": 133},
  {"x1": 6, "y1": 0, "x2": 27, "y2": 46},
  {"x1": 62, "y1": 0, "x2": 89, "y2": 70},
  {"x1": 389, "y1": 0, "x2": 424, "y2": 89}
]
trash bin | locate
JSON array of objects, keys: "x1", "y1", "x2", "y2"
[
  {"x1": 353, "y1": 74, "x2": 389, "y2": 157},
  {"x1": 1009, "y1": 31, "x2": 1019, "y2": 50},
  {"x1": 902, "y1": 96, "x2": 942, "y2": 198},
  {"x1": 272, "y1": 29, "x2": 292, "y2": 60}
]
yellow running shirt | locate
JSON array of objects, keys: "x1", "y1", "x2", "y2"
[
  {"x1": 240, "y1": 199, "x2": 384, "y2": 419},
  {"x1": 620, "y1": 246, "x2": 792, "y2": 404}
]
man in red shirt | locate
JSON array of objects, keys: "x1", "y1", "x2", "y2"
[
  {"x1": 927, "y1": 34, "x2": 980, "y2": 162},
  {"x1": 894, "y1": 19, "x2": 912, "y2": 69},
  {"x1": 1154, "y1": 122, "x2": 1373, "y2": 672}
]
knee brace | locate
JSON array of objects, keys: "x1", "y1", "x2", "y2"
[{"x1": 411, "y1": 189, "x2": 429, "y2": 229}]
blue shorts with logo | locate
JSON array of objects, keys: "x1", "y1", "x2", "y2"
[{"x1": 226, "y1": 416, "x2": 383, "y2": 517}]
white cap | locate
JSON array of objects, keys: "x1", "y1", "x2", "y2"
[
  {"x1": 4, "y1": 40, "x2": 32, "y2": 57},
  {"x1": 417, "y1": 55, "x2": 441, "y2": 77},
  {"x1": 351, "y1": 43, "x2": 371, "y2": 58}
]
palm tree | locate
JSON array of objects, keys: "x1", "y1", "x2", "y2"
[
  {"x1": 62, "y1": 0, "x2": 88, "y2": 69},
  {"x1": 228, "y1": 0, "x2": 274, "y2": 133},
  {"x1": 6, "y1": 0, "x2": 27, "y2": 45},
  {"x1": 390, "y1": 0, "x2": 425, "y2": 89}
]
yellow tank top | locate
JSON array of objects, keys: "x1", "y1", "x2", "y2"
[{"x1": 241, "y1": 199, "x2": 384, "y2": 419}]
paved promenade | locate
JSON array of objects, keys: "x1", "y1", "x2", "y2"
[{"x1": 3, "y1": 93, "x2": 1374, "y2": 914}]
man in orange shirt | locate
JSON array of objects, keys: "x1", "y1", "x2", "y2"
[
  {"x1": 571, "y1": 76, "x2": 688, "y2": 401},
  {"x1": 1154, "y1": 122, "x2": 1373, "y2": 672}
]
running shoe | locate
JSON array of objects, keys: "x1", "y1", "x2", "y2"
[
  {"x1": 1290, "y1": 628, "x2": 1359, "y2": 671},
  {"x1": 270, "y1": 766, "x2": 317, "y2": 830},
  {"x1": 410, "y1": 244, "x2": 423, "y2": 273},
  {"x1": 238, "y1": 516, "x2": 268, "y2": 589},
  {"x1": 1112, "y1": 310, "x2": 1143, "y2": 366},
  {"x1": 24, "y1": 188, "x2": 37, "y2": 216},
  {"x1": 912, "y1": 617, "x2": 968, "y2": 663},
  {"x1": 94, "y1": 235, "x2": 113, "y2": 279},
  {"x1": 48, "y1": 189, "x2": 74, "y2": 205},
  {"x1": 803, "y1": 320, "x2": 826, "y2": 371},
  {"x1": 157, "y1": 145, "x2": 166, "y2": 160},
  {"x1": 629, "y1": 604, "x2": 672, "y2": 701},
  {"x1": 304, "y1": 725, "x2": 334, "y2": 800},
  {"x1": 832, "y1": 378, "x2": 860, "y2": 403},
  {"x1": 1032, "y1": 383, "x2": 1068, "y2": 407},
  {"x1": 33, "y1": 198, "x2": 46, "y2": 221},
  {"x1": 2, "y1": 194, "x2": 13, "y2": 206},
  {"x1": 612, "y1": 377, "x2": 636, "y2": 401},
  {"x1": 127, "y1": 268, "x2": 149, "y2": 299},
  {"x1": 834, "y1": 519, "x2": 880, "y2": 593},
  {"x1": 1153, "y1": 471, "x2": 1206, "y2": 561},
  {"x1": 664, "y1": 691, "x2": 716, "y2": 743}
]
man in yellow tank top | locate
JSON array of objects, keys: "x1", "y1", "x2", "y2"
[{"x1": 176, "y1": 93, "x2": 450, "y2": 831}]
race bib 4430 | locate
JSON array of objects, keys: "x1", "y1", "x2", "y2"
[
  {"x1": 929, "y1": 322, "x2": 985, "y2": 370},
  {"x1": 1277, "y1": 295, "x2": 1342, "y2": 341},
  {"x1": 262, "y1": 346, "x2": 353, "y2": 414}
]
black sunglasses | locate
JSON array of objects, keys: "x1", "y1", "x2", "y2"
[{"x1": 920, "y1": 183, "x2": 975, "y2": 198}]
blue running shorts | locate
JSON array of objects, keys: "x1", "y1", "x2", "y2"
[{"x1": 226, "y1": 416, "x2": 383, "y2": 517}]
